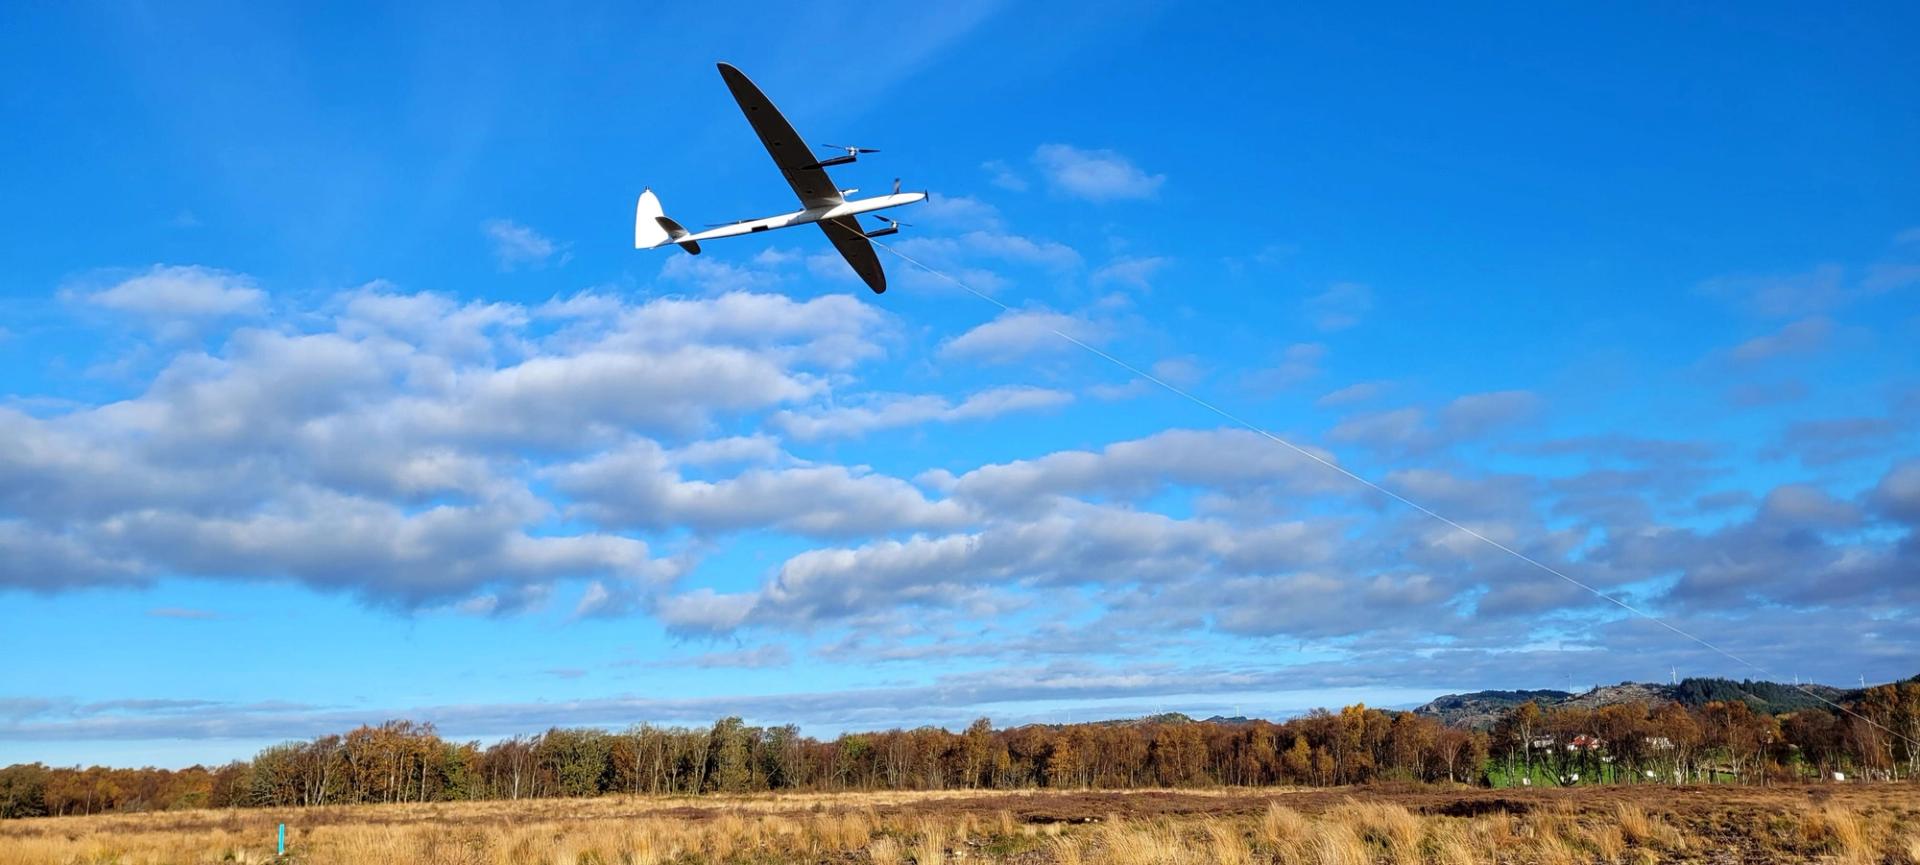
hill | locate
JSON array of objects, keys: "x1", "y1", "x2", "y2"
[
  {"x1": 1415, "y1": 676, "x2": 1857, "y2": 729},
  {"x1": 1412, "y1": 688, "x2": 1572, "y2": 729}
]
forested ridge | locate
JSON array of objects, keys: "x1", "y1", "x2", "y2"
[{"x1": 4, "y1": 680, "x2": 1916, "y2": 818}]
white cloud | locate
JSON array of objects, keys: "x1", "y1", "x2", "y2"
[
  {"x1": 1032, "y1": 144, "x2": 1165, "y2": 202},
  {"x1": 1729, "y1": 316, "x2": 1834, "y2": 362},
  {"x1": 659, "y1": 253, "x2": 783, "y2": 293},
  {"x1": 1091, "y1": 255, "x2": 1170, "y2": 289},
  {"x1": 1699, "y1": 265, "x2": 1846, "y2": 317},
  {"x1": 1243, "y1": 343, "x2": 1326, "y2": 391},
  {"x1": 981, "y1": 159, "x2": 1027, "y2": 192},
  {"x1": 1, "y1": 278, "x2": 891, "y2": 608},
  {"x1": 939, "y1": 308, "x2": 1102, "y2": 363},
  {"x1": 1328, "y1": 391, "x2": 1539, "y2": 454},
  {"x1": 1091, "y1": 357, "x2": 1204, "y2": 400},
  {"x1": 1329, "y1": 407, "x2": 1428, "y2": 451},
  {"x1": 1873, "y1": 460, "x2": 1920, "y2": 524},
  {"x1": 81, "y1": 265, "x2": 265, "y2": 321},
  {"x1": 656, "y1": 588, "x2": 755, "y2": 634},
  {"x1": 12, "y1": 259, "x2": 1920, "y2": 695},
  {"x1": 482, "y1": 219, "x2": 565, "y2": 270},
  {"x1": 895, "y1": 231, "x2": 1082, "y2": 273},
  {"x1": 549, "y1": 441, "x2": 968, "y2": 537},
  {"x1": 773, "y1": 386, "x2": 1072, "y2": 440},
  {"x1": 1305, "y1": 282, "x2": 1373, "y2": 331},
  {"x1": 917, "y1": 195, "x2": 1004, "y2": 229},
  {"x1": 1699, "y1": 256, "x2": 1917, "y2": 318},
  {"x1": 147, "y1": 606, "x2": 219, "y2": 620},
  {"x1": 948, "y1": 427, "x2": 1345, "y2": 509},
  {"x1": 1316, "y1": 381, "x2": 1393, "y2": 408},
  {"x1": 1441, "y1": 390, "x2": 1541, "y2": 436},
  {"x1": 685, "y1": 644, "x2": 792, "y2": 669}
]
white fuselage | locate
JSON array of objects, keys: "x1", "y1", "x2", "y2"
[{"x1": 681, "y1": 192, "x2": 927, "y2": 243}]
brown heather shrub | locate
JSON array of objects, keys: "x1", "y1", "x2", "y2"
[
  {"x1": 1093, "y1": 820, "x2": 1170, "y2": 865},
  {"x1": 820, "y1": 810, "x2": 873, "y2": 850},
  {"x1": 1328, "y1": 799, "x2": 1420, "y2": 863},
  {"x1": 1422, "y1": 820, "x2": 1479, "y2": 865},
  {"x1": 868, "y1": 836, "x2": 904, "y2": 865},
  {"x1": 1257, "y1": 802, "x2": 1310, "y2": 854},
  {"x1": 1529, "y1": 827, "x2": 1580, "y2": 865},
  {"x1": 5, "y1": 785, "x2": 1920, "y2": 865},
  {"x1": 912, "y1": 816, "x2": 947, "y2": 864},
  {"x1": 1581, "y1": 820, "x2": 1626, "y2": 864},
  {"x1": 1048, "y1": 835, "x2": 1084, "y2": 865},
  {"x1": 1292, "y1": 819, "x2": 1368, "y2": 865},
  {"x1": 1803, "y1": 804, "x2": 1872, "y2": 865},
  {"x1": 1204, "y1": 820, "x2": 1251, "y2": 865}
]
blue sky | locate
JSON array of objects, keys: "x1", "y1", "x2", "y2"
[{"x1": 2, "y1": 2, "x2": 1917, "y2": 768}]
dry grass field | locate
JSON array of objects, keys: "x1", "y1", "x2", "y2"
[{"x1": 3, "y1": 784, "x2": 1918, "y2": 865}]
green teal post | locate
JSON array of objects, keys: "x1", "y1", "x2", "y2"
[{"x1": 277, "y1": 823, "x2": 285, "y2": 855}]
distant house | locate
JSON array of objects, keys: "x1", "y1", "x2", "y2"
[
  {"x1": 1567, "y1": 734, "x2": 1603, "y2": 751},
  {"x1": 1529, "y1": 736, "x2": 1555, "y2": 750},
  {"x1": 1644, "y1": 736, "x2": 1674, "y2": 750}
]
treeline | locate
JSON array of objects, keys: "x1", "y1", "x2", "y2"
[
  {"x1": 2, "y1": 709, "x2": 1478, "y2": 817},
  {"x1": 1489, "y1": 682, "x2": 1920, "y2": 785},
  {"x1": 1670, "y1": 677, "x2": 1839, "y2": 713},
  {"x1": 4, "y1": 682, "x2": 1916, "y2": 818}
]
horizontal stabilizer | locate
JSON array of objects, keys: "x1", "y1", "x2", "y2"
[{"x1": 654, "y1": 216, "x2": 700, "y2": 255}]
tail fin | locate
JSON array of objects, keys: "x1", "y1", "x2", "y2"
[
  {"x1": 634, "y1": 189, "x2": 670, "y2": 249},
  {"x1": 634, "y1": 189, "x2": 701, "y2": 254}
]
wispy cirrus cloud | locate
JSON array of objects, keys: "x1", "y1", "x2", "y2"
[
  {"x1": 147, "y1": 607, "x2": 220, "y2": 620},
  {"x1": 7, "y1": 239, "x2": 1920, "y2": 761},
  {"x1": 1305, "y1": 282, "x2": 1373, "y2": 331},
  {"x1": 482, "y1": 219, "x2": 568, "y2": 270},
  {"x1": 1032, "y1": 144, "x2": 1165, "y2": 202},
  {"x1": 66, "y1": 265, "x2": 265, "y2": 339},
  {"x1": 773, "y1": 386, "x2": 1072, "y2": 440},
  {"x1": 939, "y1": 308, "x2": 1103, "y2": 363},
  {"x1": 1729, "y1": 316, "x2": 1834, "y2": 362},
  {"x1": 1092, "y1": 255, "x2": 1170, "y2": 289}
]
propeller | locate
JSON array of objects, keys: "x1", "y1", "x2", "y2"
[
  {"x1": 874, "y1": 215, "x2": 911, "y2": 229},
  {"x1": 820, "y1": 144, "x2": 881, "y2": 155}
]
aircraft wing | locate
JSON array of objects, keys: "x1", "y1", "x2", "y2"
[
  {"x1": 716, "y1": 63, "x2": 845, "y2": 210},
  {"x1": 819, "y1": 217, "x2": 886, "y2": 294}
]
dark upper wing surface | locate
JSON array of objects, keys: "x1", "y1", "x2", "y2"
[
  {"x1": 818, "y1": 217, "x2": 886, "y2": 294},
  {"x1": 716, "y1": 63, "x2": 844, "y2": 210}
]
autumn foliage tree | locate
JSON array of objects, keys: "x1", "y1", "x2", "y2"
[{"x1": 6, "y1": 688, "x2": 1916, "y2": 817}]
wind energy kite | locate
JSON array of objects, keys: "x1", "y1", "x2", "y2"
[{"x1": 635, "y1": 62, "x2": 927, "y2": 293}]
